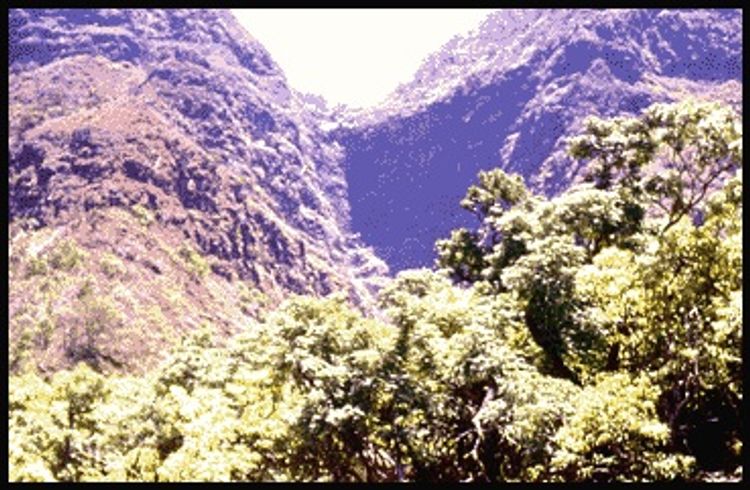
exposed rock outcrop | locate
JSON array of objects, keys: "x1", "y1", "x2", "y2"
[
  {"x1": 334, "y1": 9, "x2": 742, "y2": 271},
  {"x1": 8, "y1": 8, "x2": 388, "y2": 373}
]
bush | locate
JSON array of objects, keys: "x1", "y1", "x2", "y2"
[
  {"x1": 48, "y1": 240, "x2": 85, "y2": 271},
  {"x1": 26, "y1": 256, "x2": 48, "y2": 277},
  {"x1": 99, "y1": 253, "x2": 126, "y2": 279},
  {"x1": 178, "y1": 246, "x2": 210, "y2": 278},
  {"x1": 130, "y1": 204, "x2": 155, "y2": 227}
]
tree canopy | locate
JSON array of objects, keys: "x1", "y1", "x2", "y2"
[{"x1": 9, "y1": 99, "x2": 742, "y2": 482}]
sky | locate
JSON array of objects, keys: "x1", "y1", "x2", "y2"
[{"x1": 231, "y1": 9, "x2": 495, "y2": 108}]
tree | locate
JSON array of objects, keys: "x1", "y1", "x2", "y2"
[
  {"x1": 231, "y1": 293, "x2": 398, "y2": 481},
  {"x1": 377, "y1": 269, "x2": 579, "y2": 482},
  {"x1": 9, "y1": 363, "x2": 112, "y2": 481},
  {"x1": 436, "y1": 99, "x2": 742, "y2": 389},
  {"x1": 550, "y1": 373, "x2": 694, "y2": 482},
  {"x1": 7, "y1": 99, "x2": 742, "y2": 483},
  {"x1": 569, "y1": 99, "x2": 741, "y2": 232}
]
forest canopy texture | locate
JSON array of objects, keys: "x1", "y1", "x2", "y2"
[{"x1": 9, "y1": 100, "x2": 743, "y2": 482}]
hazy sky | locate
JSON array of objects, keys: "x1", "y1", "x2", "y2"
[{"x1": 232, "y1": 9, "x2": 494, "y2": 108}]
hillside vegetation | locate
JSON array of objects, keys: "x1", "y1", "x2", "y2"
[{"x1": 9, "y1": 99, "x2": 742, "y2": 482}]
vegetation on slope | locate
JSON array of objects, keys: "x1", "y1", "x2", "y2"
[{"x1": 8, "y1": 100, "x2": 742, "y2": 482}]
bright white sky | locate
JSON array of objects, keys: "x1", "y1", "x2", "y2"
[{"x1": 232, "y1": 9, "x2": 495, "y2": 108}]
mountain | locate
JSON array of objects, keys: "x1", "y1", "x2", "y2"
[
  {"x1": 334, "y1": 9, "x2": 742, "y2": 272},
  {"x1": 7, "y1": 8, "x2": 743, "y2": 373},
  {"x1": 8, "y1": 9, "x2": 388, "y2": 374}
]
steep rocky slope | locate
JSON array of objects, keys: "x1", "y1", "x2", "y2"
[
  {"x1": 334, "y1": 9, "x2": 742, "y2": 271},
  {"x1": 8, "y1": 9, "x2": 388, "y2": 373},
  {"x1": 8, "y1": 8, "x2": 743, "y2": 373}
]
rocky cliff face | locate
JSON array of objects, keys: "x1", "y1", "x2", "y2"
[
  {"x1": 7, "y1": 9, "x2": 743, "y2": 373},
  {"x1": 8, "y1": 9, "x2": 388, "y2": 373},
  {"x1": 335, "y1": 9, "x2": 742, "y2": 272}
]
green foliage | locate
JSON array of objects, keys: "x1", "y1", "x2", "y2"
[
  {"x1": 436, "y1": 99, "x2": 742, "y2": 382},
  {"x1": 375, "y1": 269, "x2": 578, "y2": 481},
  {"x1": 437, "y1": 170, "x2": 533, "y2": 285},
  {"x1": 48, "y1": 240, "x2": 86, "y2": 271},
  {"x1": 235, "y1": 294, "x2": 398, "y2": 481},
  {"x1": 432, "y1": 99, "x2": 742, "y2": 474},
  {"x1": 236, "y1": 282, "x2": 270, "y2": 317},
  {"x1": 460, "y1": 169, "x2": 530, "y2": 219},
  {"x1": 435, "y1": 228, "x2": 486, "y2": 284},
  {"x1": 569, "y1": 99, "x2": 741, "y2": 232},
  {"x1": 154, "y1": 326, "x2": 229, "y2": 395},
  {"x1": 9, "y1": 371, "x2": 57, "y2": 481},
  {"x1": 130, "y1": 204, "x2": 155, "y2": 227},
  {"x1": 26, "y1": 256, "x2": 49, "y2": 277},
  {"x1": 550, "y1": 373, "x2": 694, "y2": 481},
  {"x1": 62, "y1": 293, "x2": 125, "y2": 369},
  {"x1": 8, "y1": 100, "x2": 742, "y2": 482},
  {"x1": 178, "y1": 246, "x2": 210, "y2": 278},
  {"x1": 9, "y1": 363, "x2": 111, "y2": 481},
  {"x1": 99, "y1": 253, "x2": 126, "y2": 279}
]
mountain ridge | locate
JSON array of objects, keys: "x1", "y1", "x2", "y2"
[
  {"x1": 7, "y1": 8, "x2": 742, "y2": 372},
  {"x1": 334, "y1": 8, "x2": 742, "y2": 272},
  {"x1": 8, "y1": 8, "x2": 388, "y2": 373}
]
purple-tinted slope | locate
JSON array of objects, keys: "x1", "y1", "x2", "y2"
[
  {"x1": 9, "y1": 9, "x2": 389, "y2": 309},
  {"x1": 335, "y1": 9, "x2": 742, "y2": 272}
]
